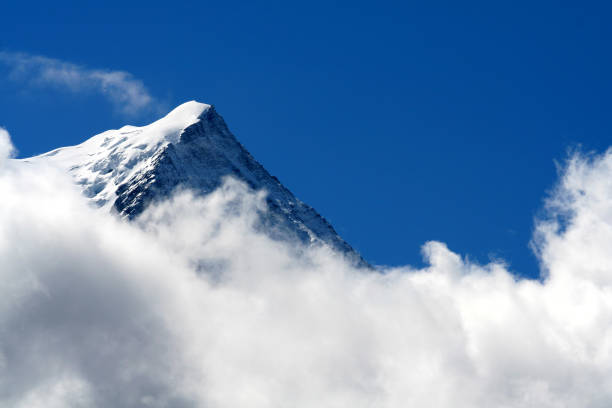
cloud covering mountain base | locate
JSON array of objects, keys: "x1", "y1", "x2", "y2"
[{"x1": 1, "y1": 130, "x2": 612, "y2": 407}]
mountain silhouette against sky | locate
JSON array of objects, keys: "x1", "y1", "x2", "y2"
[{"x1": 24, "y1": 101, "x2": 367, "y2": 266}]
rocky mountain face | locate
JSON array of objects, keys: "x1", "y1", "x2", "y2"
[{"x1": 25, "y1": 101, "x2": 367, "y2": 266}]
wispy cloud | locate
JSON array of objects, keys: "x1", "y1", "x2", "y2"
[
  {"x1": 0, "y1": 51, "x2": 158, "y2": 116},
  {"x1": 0, "y1": 127, "x2": 15, "y2": 167}
]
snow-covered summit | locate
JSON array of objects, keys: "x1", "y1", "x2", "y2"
[
  {"x1": 24, "y1": 101, "x2": 367, "y2": 266},
  {"x1": 26, "y1": 100, "x2": 212, "y2": 209}
]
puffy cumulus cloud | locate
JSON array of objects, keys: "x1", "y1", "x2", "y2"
[
  {"x1": 2, "y1": 138, "x2": 612, "y2": 406},
  {"x1": 0, "y1": 51, "x2": 158, "y2": 116}
]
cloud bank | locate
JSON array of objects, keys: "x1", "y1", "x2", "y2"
[
  {"x1": 0, "y1": 52, "x2": 157, "y2": 116},
  {"x1": 1, "y1": 132, "x2": 612, "y2": 407}
]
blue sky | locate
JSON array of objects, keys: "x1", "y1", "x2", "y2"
[{"x1": 1, "y1": 0, "x2": 610, "y2": 276}]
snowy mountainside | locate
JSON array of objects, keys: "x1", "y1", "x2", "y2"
[{"x1": 24, "y1": 101, "x2": 366, "y2": 265}]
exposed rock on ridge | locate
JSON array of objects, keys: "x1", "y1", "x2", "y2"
[{"x1": 25, "y1": 101, "x2": 367, "y2": 266}]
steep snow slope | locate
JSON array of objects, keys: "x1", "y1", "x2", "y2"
[{"x1": 24, "y1": 101, "x2": 366, "y2": 265}]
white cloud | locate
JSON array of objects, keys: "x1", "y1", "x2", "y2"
[
  {"x1": 0, "y1": 127, "x2": 15, "y2": 167},
  {"x1": 0, "y1": 52, "x2": 157, "y2": 116},
  {"x1": 1, "y1": 134, "x2": 612, "y2": 407}
]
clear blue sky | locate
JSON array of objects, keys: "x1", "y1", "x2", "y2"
[{"x1": 1, "y1": 1, "x2": 611, "y2": 276}]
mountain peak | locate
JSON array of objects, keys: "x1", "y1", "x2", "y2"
[
  {"x1": 116, "y1": 100, "x2": 213, "y2": 145},
  {"x1": 24, "y1": 102, "x2": 369, "y2": 267},
  {"x1": 160, "y1": 100, "x2": 211, "y2": 127}
]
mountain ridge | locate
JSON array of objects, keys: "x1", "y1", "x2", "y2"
[{"x1": 24, "y1": 101, "x2": 368, "y2": 266}]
